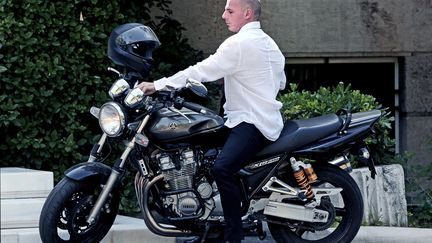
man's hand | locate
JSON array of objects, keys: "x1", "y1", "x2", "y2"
[{"x1": 137, "y1": 82, "x2": 156, "y2": 95}]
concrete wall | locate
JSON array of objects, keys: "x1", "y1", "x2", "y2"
[
  {"x1": 401, "y1": 53, "x2": 432, "y2": 165},
  {"x1": 167, "y1": 0, "x2": 229, "y2": 53},
  {"x1": 262, "y1": 0, "x2": 427, "y2": 56},
  {"x1": 167, "y1": 0, "x2": 432, "y2": 168},
  {"x1": 169, "y1": 0, "x2": 432, "y2": 56}
]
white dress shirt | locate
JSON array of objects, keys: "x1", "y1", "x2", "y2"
[{"x1": 154, "y1": 21, "x2": 286, "y2": 141}]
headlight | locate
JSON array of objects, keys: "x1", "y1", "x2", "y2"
[
  {"x1": 99, "y1": 102, "x2": 126, "y2": 137},
  {"x1": 109, "y1": 78, "x2": 130, "y2": 99}
]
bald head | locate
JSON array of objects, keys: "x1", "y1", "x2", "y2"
[
  {"x1": 242, "y1": 0, "x2": 261, "y2": 21},
  {"x1": 222, "y1": 0, "x2": 262, "y2": 32}
]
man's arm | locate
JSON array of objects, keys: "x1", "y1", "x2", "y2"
[{"x1": 141, "y1": 37, "x2": 240, "y2": 92}]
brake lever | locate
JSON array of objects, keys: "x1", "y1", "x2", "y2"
[{"x1": 168, "y1": 107, "x2": 192, "y2": 123}]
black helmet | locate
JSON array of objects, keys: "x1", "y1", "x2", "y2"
[{"x1": 108, "y1": 23, "x2": 161, "y2": 76}]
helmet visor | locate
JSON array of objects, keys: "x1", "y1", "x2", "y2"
[{"x1": 116, "y1": 26, "x2": 160, "y2": 48}]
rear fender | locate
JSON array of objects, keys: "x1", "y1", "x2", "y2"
[
  {"x1": 349, "y1": 110, "x2": 382, "y2": 128},
  {"x1": 64, "y1": 162, "x2": 112, "y2": 182}
]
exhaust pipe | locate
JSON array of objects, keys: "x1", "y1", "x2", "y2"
[{"x1": 135, "y1": 173, "x2": 193, "y2": 236}]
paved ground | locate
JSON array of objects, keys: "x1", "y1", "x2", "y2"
[
  {"x1": 3, "y1": 215, "x2": 432, "y2": 243},
  {"x1": 176, "y1": 222, "x2": 432, "y2": 243}
]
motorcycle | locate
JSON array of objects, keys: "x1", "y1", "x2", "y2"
[{"x1": 39, "y1": 23, "x2": 381, "y2": 243}]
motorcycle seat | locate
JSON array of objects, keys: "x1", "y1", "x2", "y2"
[{"x1": 256, "y1": 113, "x2": 343, "y2": 157}]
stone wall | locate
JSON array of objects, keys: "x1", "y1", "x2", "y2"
[
  {"x1": 168, "y1": 0, "x2": 432, "y2": 56},
  {"x1": 401, "y1": 53, "x2": 432, "y2": 166},
  {"x1": 351, "y1": 164, "x2": 408, "y2": 226}
]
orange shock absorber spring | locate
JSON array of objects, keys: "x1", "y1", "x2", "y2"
[
  {"x1": 290, "y1": 158, "x2": 315, "y2": 200},
  {"x1": 293, "y1": 169, "x2": 314, "y2": 200}
]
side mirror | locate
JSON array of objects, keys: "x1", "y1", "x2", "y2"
[{"x1": 185, "y1": 78, "x2": 208, "y2": 97}]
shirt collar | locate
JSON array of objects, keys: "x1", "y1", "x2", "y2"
[{"x1": 238, "y1": 21, "x2": 261, "y2": 33}]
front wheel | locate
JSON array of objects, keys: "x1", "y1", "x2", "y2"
[
  {"x1": 39, "y1": 177, "x2": 120, "y2": 243},
  {"x1": 268, "y1": 164, "x2": 364, "y2": 243}
]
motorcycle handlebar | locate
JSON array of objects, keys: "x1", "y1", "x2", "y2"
[
  {"x1": 182, "y1": 101, "x2": 209, "y2": 115},
  {"x1": 172, "y1": 97, "x2": 208, "y2": 115}
]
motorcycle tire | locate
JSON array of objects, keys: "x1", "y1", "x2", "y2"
[
  {"x1": 39, "y1": 177, "x2": 120, "y2": 243},
  {"x1": 268, "y1": 164, "x2": 363, "y2": 243}
]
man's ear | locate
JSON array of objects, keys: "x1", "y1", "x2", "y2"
[{"x1": 244, "y1": 7, "x2": 253, "y2": 19}]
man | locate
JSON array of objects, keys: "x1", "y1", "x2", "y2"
[{"x1": 138, "y1": 0, "x2": 286, "y2": 242}]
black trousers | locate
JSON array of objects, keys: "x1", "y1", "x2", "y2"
[{"x1": 211, "y1": 122, "x2": 270, "y2": 241}]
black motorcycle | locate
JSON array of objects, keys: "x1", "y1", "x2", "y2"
[{"x1": 39, "y1": 23, "x2": 381, "y2": 243}]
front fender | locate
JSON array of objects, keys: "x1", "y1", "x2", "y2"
[{"x1": 65, "y1": 162, "x2": 112, "y2": 182}]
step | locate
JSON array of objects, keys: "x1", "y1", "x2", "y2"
[
  {"x1": 0, "y1": 167, "x2": 53, "y2": 199},
  {"x1": 0, "y1": 198, "x2": 45, "y2": 229},
  {"x1": 0, "y1": 215, "x2": 175, "y2": 243}
]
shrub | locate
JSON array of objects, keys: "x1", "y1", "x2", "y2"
[{"x1": 0, "y1": 0, "x2": 202, "y2": 170}]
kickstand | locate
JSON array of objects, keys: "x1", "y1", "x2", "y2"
[
  {"x1": 200, "y1": 223, "x2": 211, "y2": 243},
  {"x1": 257, "y1": 221, "x2": 267, "y2": 240}
]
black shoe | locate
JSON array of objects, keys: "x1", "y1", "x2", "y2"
[{"x1": 182, "y1": 236, "x2": 201, "y2": 243}]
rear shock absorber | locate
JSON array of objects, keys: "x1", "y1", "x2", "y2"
[{"x1": 290, "y1": 157, "x2": 317, "y2": 200}]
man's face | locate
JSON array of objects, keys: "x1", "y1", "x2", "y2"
[{"x1": 222, "y1": 0, "x2": 248, "y2": 32}]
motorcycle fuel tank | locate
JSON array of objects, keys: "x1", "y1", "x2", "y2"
[{"x1": 146, "y1": 107, "x2": 226, "y2": 147}]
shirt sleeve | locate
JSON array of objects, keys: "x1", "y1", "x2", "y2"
[{"x1": 154, "y1": 37, "x2": 240, "y2": 91}]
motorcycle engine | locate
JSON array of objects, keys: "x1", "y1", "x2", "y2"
[
  {"x1": 156, "y1": 149, "x2": 215, "y2": 218},
  {"x1": 157, "y1": 149, "x2": 196, "y2": 190}
]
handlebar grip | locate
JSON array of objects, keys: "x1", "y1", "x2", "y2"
[{"x1": 182, "y1": 101, "x2": 208, "y2": 114}]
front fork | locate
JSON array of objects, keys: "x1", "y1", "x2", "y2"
[
  {"x1": 88, "y1": 133, "x2": 108, "y2": 163},
  {"x1": 86, "y1": 115, "x2": 151, "y2": 225}
]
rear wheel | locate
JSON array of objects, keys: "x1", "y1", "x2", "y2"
[
  {"x1": 39, "y1": 177, "x2": 120, "y2": 243},
  {"x1": 268, "y1": 164, "x2": 363, "y2": 243}
]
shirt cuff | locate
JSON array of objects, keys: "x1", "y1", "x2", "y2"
[{"x1": 154, "y1": 77, "x2": 168, "y2": 91}]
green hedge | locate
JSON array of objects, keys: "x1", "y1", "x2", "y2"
[{"x1": 0, "y1": 0, "x2": 202, "y2": 178}]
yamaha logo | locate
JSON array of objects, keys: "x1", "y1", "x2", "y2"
[{"x1": 168, "y1": 122, "x2": 178, "y2": 130}]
